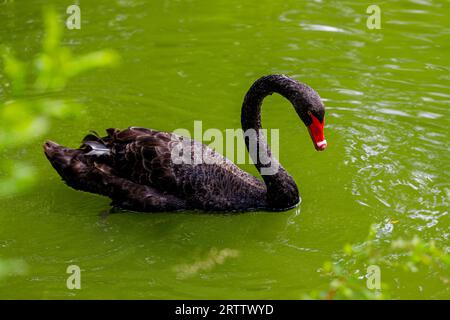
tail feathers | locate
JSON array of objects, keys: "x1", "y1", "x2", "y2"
[
  {"x1": 43, "y1": 140, "x2": 88, "y2": 185},
  {"x1": 44, "y1": 140, "x2": 109, "y2": 194}
]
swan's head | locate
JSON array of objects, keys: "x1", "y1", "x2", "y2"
[
  {"x1": 242, "y1": 74, "x2": 327, "y2": 151},
  {"x1": 298, "y1": 94, "x2": 326, "y2": 151},
  {"x1": 306, "y1": 109, "x2": 326, "y2": 151}
]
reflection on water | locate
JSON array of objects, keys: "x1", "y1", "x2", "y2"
[
  {"x1": 174, "y1": 248, "x2": 239, "y2": 279},
  {"x1": 0, "y1": 0, "x2": 449, "y2": 299}
]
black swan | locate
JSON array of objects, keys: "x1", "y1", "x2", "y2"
[{"x1": 44, "y1": 75, "x2": 326, "y2": 212}]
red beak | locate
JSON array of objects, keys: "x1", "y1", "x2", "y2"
[{"x1": 307, "y1": 114, "x2": 327, "y2": 151}]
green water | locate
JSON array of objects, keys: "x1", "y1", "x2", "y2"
[{"x1": 1, "y1": 0, "x2": 449, "y2": 299}]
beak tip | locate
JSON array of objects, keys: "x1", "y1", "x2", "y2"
[{"x1": 315, "y1": 140, "x2": 327, "y2": 151}]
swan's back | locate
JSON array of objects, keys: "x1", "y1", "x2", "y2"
[{"x1": 108, "y1": 127, "x2": 267, "y2": 210}]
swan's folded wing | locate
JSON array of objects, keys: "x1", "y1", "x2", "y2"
[{"x1": 110, "y1": 127, "x2": 180, "y2": 193}]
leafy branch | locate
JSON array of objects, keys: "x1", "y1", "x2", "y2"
[
  {"x1": 0, "y1": 7, "x2": 119, "y2": 197},
  {"x1": 305, "y1": 225, "x2": 449, "y2": 300}
]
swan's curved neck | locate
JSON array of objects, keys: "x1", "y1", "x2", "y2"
[{"x1": 241, "y1": 75, "x2": 307, "y2": 209}]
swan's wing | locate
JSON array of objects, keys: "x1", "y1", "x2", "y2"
[
  {"x1": 110, "y1": 127, "x2": 180, "y2": 192},
  {"x1": 107, "y1": 127, "x2": 266, "y2": 210},
  {"x1": 92, "y1": 162, "x2": 187, "y2": 212}
]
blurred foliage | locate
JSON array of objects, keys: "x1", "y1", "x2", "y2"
[
  {"x1": 0, "y1": 7, "x2": 119, "y2": 197},
  {"x1": 305, "y1": 225, "x2": 449, "y2": 300},
  {"x1": 0, "y1": 6, "x2": 119, "y2": 279},
  {"x1": 0, "y1": 258, "x2": 28, "y2": 281}
]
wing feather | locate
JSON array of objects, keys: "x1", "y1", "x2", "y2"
[{"x1": 110, "y1": 127, "x2": 178, "y2": 192}]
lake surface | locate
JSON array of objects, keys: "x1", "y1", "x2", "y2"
[{"x1": 0, "y1": 0, "x2": 449, "y2": 299}]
